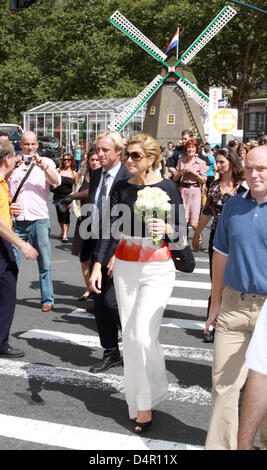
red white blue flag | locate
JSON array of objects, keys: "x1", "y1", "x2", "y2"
[{"x1": 165, "y1": 29, "x2": 179, "y2": 54}]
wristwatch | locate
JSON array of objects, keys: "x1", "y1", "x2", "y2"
[{"x1": 44, "y1": 165, "x2": 49, "y2": 172}]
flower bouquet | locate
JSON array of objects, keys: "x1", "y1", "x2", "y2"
[{"x1": 133, "y1": 186, "x2": 171, "y2": 245}]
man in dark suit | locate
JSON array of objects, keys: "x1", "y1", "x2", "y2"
[{"x1": 66, "y1": 131, "x2": 130, "y2": 373}]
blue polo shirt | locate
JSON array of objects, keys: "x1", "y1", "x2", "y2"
[{"x1": 213, "y1": 191, "x2": 267, "y2": 295}]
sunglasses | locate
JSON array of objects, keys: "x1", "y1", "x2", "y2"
[
  {"x1": 125, "y1": 151, "x2": 146, "y2": 162},
  {"x1": 63, "y1": 158, "x2": 71, "y2": 162}
]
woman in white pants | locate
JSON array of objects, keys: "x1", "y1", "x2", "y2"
[{"x1": 90, "y1": 134, "x2": 183, "y2": 433}]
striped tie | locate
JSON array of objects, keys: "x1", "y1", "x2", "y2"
[{"x1": 94, "y1": 171, "x2": 110, "y2": 234}]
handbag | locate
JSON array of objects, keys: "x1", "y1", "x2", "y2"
[{"x1": 170, "y1": 235, "x2": 195, "y2": 272}]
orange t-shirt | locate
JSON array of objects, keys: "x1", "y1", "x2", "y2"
[{"x1": 0, "y1": 176, "x2": 12, "y2": 226}]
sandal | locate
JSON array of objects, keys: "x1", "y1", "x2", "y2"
[
  {"x1": 62, "y1": 237, "x2": 69, "y2": 243},
  {"x1": 134, "y1": 420, "x2": 152, "y2": 434}
]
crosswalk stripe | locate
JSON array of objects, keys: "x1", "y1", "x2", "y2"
[
  {"x1": 18, "y1": 329, "x2": 211, "y2": 359},
  {"x1": 67, "y1": 309, "x2": 206, "y2": 329},
  {"x1": 193, "y1": 257, "x2": 209, "y2": 263},
  {"x1": 167, "y1": 297, "x2": 208, "y2": 307},
  {"x1": 0, "y1": 413, "x2": 203, "y2": 450},
  {"x1": 193, "y1": 268, "x2": 210, "y2": 274},
  {"x1": 0, "y1": 358, "x2": 211, "y2": 406},
  {"x1": 174, "y1": 280, "x2": 211, "y2": 289}
]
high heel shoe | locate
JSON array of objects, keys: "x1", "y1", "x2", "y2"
[{"x1": 134, "y1": 420, "x2": 152, "y2": 434}]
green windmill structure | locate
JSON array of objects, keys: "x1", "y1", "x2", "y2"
[{"x1": 108, "y1": 5, "x2": 237, "y2": 145}]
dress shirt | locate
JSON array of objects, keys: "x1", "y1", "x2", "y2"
[
  {"x1": 94, "y1": 162, "x2": 121, "y2": 206},
  {"x1": 9, "y1": 157, "x2": 61, "y2": 221}
]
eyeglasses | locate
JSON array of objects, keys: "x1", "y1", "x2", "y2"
[
  {"x1": 63, "y1": 158, "x2": 71, "y2": 162},
  {"x1": 124, "y1": 151, "x2": 146, "y2": 162}
]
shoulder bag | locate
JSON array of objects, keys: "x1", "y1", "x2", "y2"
[{"x1": 170, "y1": 235, "x2": 195, "y2": 273}]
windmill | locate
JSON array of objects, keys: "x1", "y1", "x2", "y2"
[{"x1": 108, "y1": 5, "x2": 237, "y2": 144}]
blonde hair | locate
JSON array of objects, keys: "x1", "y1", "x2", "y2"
[
  {"x1": 97, "y1": 131, "x2": 124, "y2": 152},
  {"x1": 126, "y1": 133, "x2": 161, "y2": 169}
]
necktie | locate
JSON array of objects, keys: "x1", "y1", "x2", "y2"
[
  {"x1": 96, "y1": 171, "x2": 109, "y2": 214},
  {"x1": 94, "y1": 171, "x2": 110, "y2": 234}
]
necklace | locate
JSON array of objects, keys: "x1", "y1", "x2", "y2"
[{"x1": 220, "y1": 179, "x2": 234, "y2": 195}]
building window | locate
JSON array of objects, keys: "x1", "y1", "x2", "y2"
[
  {"x1": 167, "y1": 114, "x2": 175, "y2": 125},
  {"x1": 150, "y1": 106, "x2": 156, "y2": 116},
  {"x1": 258, "y1": 113, "x2": 265, "y2": 132},
  {"x1": 248, "y1": 113, "x2": 256, "y2": 131}
]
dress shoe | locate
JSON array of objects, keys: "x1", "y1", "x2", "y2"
[
  {"x1": 41, "y1": 304, "x2": 54, "y2": 312},
  {"x1": 0, "y1": 347, "x2": 25, "y2": 358},
  {"x1": 89, "y1": 355, "x2": 123, "y2": 373}
]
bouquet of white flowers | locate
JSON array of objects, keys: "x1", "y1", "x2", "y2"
[{"x1": 133, "y1": 186, "x2": 172, "y2": 245}]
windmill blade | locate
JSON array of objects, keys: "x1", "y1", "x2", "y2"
[
  {"x1": 109, "y1": 10, "x2": 168, "y2": 66},
  {"x1": 176, "y1": 5, "x2": 237, "y2": 66},
  {"x1": 109, "y1": 74, "x2": 167, "y2": 132},
  {"x1": 175, "y1": 74, "x2": 209, "y2": 112}
]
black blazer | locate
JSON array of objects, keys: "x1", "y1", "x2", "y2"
[{"x1": 80, "y1": 163, "x2": 131, "y2": 263}]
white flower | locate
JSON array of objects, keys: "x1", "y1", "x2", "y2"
[{"x1": 133, "y1": 187, "x2": 171, "y2": 216}]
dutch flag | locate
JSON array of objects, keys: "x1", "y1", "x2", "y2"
[{"x1": 165, "y1": 29, "x2": 179, "y2": 55}]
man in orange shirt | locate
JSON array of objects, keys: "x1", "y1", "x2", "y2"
[{"x1": 0, "y1": 139, "x2": 37, "y2": 358}]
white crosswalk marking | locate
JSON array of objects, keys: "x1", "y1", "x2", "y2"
[
  {"x1": 1, "y1": 254, "x2": 212, "y2": 450},
  {"x1": 0, "y1": 414, "x2": 203, "y2": 450},
  {"x1": 18, "y1": 329, "x2": 212, "y2": 360},
  {"x1": 67, "y1": 310, "x2": 206, "y2": 329}
]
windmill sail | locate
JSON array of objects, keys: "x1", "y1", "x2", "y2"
[
  {"x1": 176, "y1": 78, "x2": 209, "y2": 112},
  {"x1": 176, "y1": 5, "x2": 237, "y2": 66},
  {"x1": 109, "y1": 11, "x2": 168, "y2": 65},
  {"x1": 109, "y1": 75, "x2": 167, "y2": 132}
]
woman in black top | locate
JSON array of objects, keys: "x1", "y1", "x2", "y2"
[
  {"x1": 72, "y1": 147, "x2": 100, "y2": 300},
  {"x1": 192, "y1": 148, "x2": 244, "y2": 342},
  {"x1": 53, "y1": 153, "x2": 78, "y2": 242},
  {"x1": 90, "y1": 134, "x2": 184, "y2": 433}
]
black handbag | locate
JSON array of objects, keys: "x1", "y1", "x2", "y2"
[{"x1": 170, "y1": 242, "x2": 195, "y2": 273}]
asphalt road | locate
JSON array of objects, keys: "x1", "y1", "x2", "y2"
[{"x1": 0, "y1": 195, "x2": 217, "y2": 453}]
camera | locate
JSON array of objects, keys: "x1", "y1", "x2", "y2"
[{"x1": 23, "y1": 154, "x2": 33, "y2": 163}]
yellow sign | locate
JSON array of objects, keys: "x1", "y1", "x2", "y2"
[{"x1": 212, "y1": 109, "x2": 238, "y2": 134}]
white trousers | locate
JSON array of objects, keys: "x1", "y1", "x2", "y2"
[{"x1": 113, "y1": 258, "x2": 175, "y2": 419}]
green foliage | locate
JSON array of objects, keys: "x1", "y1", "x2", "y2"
[{"x1": 0, "y1": 0, "x2": 266, "y2": 122}]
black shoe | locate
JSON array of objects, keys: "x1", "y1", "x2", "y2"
[
  {"x1": 0, "y1": 347, "x2": 25, "y2": 358},
  {"x1": 134, "y1": 420, "x2": 152, "y2": 434},
  {"x1": 89, "y1": 355, "x2": 123, "y2": 373}
]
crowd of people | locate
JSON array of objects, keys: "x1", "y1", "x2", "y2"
[{"x1": 0, "y1": 127, "x2": 266, "y2": 449}]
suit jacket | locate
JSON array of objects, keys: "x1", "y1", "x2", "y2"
[{"x1": 80, "y1": 163, "x2": 131, "y2": 264}]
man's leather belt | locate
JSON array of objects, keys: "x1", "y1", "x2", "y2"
[{"x1": 180, "y1": 182, "x2": 200, "y2": 188}]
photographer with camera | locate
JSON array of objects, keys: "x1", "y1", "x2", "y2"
[{"x1": 9, "y1": 131, "x2": 61, "y2": 312}]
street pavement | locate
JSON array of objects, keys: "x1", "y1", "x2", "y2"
[{"x1": 0, "y1": 196, "x2": 214, "y2": 451}]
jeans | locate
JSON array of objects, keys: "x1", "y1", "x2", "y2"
[{"x1": 13, "y1": 219, "x2": 54, "y2": 306}]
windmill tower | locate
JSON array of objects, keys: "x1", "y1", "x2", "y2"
[
  {"x1": 142, "y1": 58, "x2": 206, "y2": 146},
  {"x1": 108, "y1": 6, "x2": 237, "y2": 143}
]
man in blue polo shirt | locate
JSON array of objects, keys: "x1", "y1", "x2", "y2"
[{"x1": 204, "y1": 144, "x2": 267, "y2": 450}]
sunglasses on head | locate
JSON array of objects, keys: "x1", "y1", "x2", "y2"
[{"x1": 125, "y1": 151, "x2": 146, "y2": 162}]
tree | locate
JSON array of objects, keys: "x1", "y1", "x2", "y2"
[{"x1": 0, "y1": 0, "x2": 266, "y2": 125}]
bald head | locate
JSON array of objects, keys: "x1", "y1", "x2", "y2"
[
  {"x1": 20, "y1": 131, "x2": 38, "y2": 155},
  {"x1": 245, "y1": 144, "x2": 267, "y2": 202}
]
